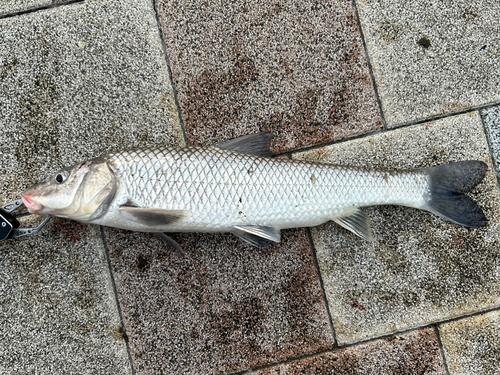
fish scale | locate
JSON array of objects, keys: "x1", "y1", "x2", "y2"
[{"x1": 105, "y1": 147, "x2": 429, "y2": 232}]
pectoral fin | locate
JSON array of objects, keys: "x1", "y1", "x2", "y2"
[
  {"x1": 88, "y1": 179, "x2": 117, "y2": 221},
  {"x1": 215, "y1": 133, "x2": 273, "y2": 157},
  {"x1": 119, "y1": 205, "x2": 189, "y2": 226},
  {"x1": 333, "y1": 209, "x2": 374, "y2": 241},
  {"x1": 232, "y1": 225, "x2": 281, "y2": 247}
]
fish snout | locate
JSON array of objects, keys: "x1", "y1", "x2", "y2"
[{"x1": 21, "y1": 193, "x2": 44, "y2": 213}]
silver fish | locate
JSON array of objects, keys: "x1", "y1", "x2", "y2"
[{"x1": 21, "y1": 133, "x2": 487, "y2": 247}]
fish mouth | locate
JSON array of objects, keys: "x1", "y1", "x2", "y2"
[{"x1": 21, "y1": 194, "x2": 45, "y2": 214}]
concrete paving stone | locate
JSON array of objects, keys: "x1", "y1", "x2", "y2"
[
  {"x1": 105, "y1": 228, "x2": 334, "y2": 374},
  {"x1": 156, "y1": 0, "x2": 383, "y2": 154},
  {"x1": 0, "y1": 224, "x2": 131, "y2": 375},
  {"x1": 355, "y1": 0, "x2": 500, "y2": 126},
  {"x1": 481, "y1": 105, "x2": 500, "y2": 182},
  {"x1": 293, "y1": 112, "x2": 500, "y2": 345},
  {"x1": 256, "y1": 327, "x2": 446, "y2": 374},
  {"x1": 0, "y1": 0, "x2": 184, "y2": 373},
  {"x1": 439, "y1": 310, "x2": 500, "y2": 375}
]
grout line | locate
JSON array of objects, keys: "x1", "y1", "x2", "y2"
[
  {"x1": 477, "y1": 102, "x2": 500, "y2": 114},
  {"x1": 228, "y1": 327, "x2": 426, "y2": 374},
  {"x1": 280, "y1": 125, "x2": 387, "y2": 158},
  {"x1": 433, "y1": 325, "x2": 451, "y2": 375},
  {"x1": 307, "y1": 228, "x2": 338, "y2": 347},
  {"x1": 151, "y1": 0, "x2": 189, "y2": 147},
  {"x1": 390, "y1": 101, "x2": 500, "y2": 130},
  {"x1": 231, "y1": 327, "x2": 428, "y2": 374},
  {"x1": 229, "y1": 305, "x2": 500, "y2": 375},
  {"x1": 479, "y1": 108, "x2": 500, "y2": 189},
  {"x1": 0, "y1": 0, "x2": 84, "y2": 20},
  {"x1": 229, "y1": 346, "x2": 344, "y2": 375},
  {"x1": 334, "y1": 325, "x2": 431, "y2": 349},
  {"x1": 336, "y1": 304, "x2": 500, "y2": 349},
  {"x1": 280, "y1": 103, "x2": 500, "y2": 159},
  {"x1": 435, "y1": 306, "x2": 500, "y2": 327},
  {"x1": 349, "y1": 0, "x2": 387, "y2": 131},
  {"x1": 100, "y1": 226, "x2": 137, "y2": 375}
]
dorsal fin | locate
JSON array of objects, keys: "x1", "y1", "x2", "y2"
[{"x1": 215, "y1": 133, "x2": 273, "y2": 157}]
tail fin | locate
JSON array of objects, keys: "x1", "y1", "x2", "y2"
[{"x1": 422, "y1": 161, "x2": 487, "y2": 228}]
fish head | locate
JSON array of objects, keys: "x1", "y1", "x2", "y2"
[{"x1": 21, "y1": 158, "x2": 116, "y2": 221}]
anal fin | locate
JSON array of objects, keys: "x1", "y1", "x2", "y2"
[
  {"x1": 333, "y1": 209, "x2": 374, "y2": 241},
  {"x1": 233, "y1": 225, "x2": 281, "y2": 247}
]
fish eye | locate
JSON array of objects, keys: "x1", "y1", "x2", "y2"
[{"x1": 55, "y1": 170, "x2": 69, "y2": 184}]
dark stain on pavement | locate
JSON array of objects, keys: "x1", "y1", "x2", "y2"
[{"x1": 184, "y1": 55, "x2": 259, "y2": 146}]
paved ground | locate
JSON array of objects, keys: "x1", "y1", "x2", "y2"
[{"x1": 0, "y1": 0, "x2": 499, "y2": 374}]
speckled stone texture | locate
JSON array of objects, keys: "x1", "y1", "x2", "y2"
[
  {"x1": 105, "y1": 228, "x2": 334, "y2": 374},
  {"x1": 355, "y1": 0, "x2": 500, "y2": 126},
  {"x1": 156, "y1": 0, "x2": 383, "y2": 154},
  {"x1": 257, "y1": 328, "x2": 446, "y2": 374},
  {"x1": 0, "y1": 0, "x2": 184, "y2": 373},
  {"x1": 439, "y1": 310, "x2": 500, "y2": 375},
  {"x1": 294, "y1": 112, "x2": 500, "y2": 344},
  {"x1": 481, "y1": 105, "x2": 500, "y2": 182}
]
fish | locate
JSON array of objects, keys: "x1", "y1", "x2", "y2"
[{"x1": 21, "y1": 133, "x2": 487, "y2": 248}]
